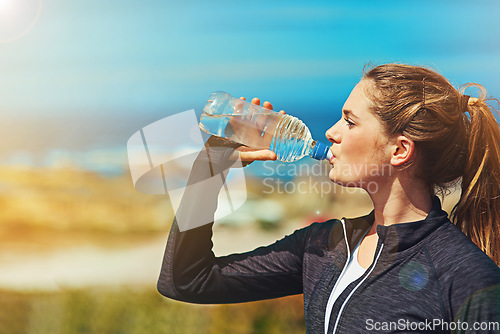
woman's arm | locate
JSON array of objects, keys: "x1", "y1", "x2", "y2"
[
  {"x1": 157, "y1": 218, "x2": 307, "y2": 304},
  {"x1": 157, "y1": 136, "x2": 306, "y2": 303}
]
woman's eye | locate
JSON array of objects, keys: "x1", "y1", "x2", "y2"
[{"x1": 344, "y1": 118, "x2": 355, "y2": 128}]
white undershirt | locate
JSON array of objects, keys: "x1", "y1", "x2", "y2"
[
  {"x1": 330, "y1": 242, "x2": 367, "y2": 302},
  {"x1": 324, "y1": 232, "x2": 368, "y2": 334}
]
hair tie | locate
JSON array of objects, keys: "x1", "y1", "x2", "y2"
[
  {"x1": 460, "y1": 95, "x2": 480, "y2": 113},
  {"x1": 468, "y1": 97, "x2": 479, "y2": 106}
]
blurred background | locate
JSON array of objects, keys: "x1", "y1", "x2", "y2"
[{"x1": 1, "y1": 0, "x2": 499, "y2": 333}]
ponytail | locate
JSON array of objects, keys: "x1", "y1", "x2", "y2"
[{"x1": 451, "y1": 83, "x2": 500, "y2": 265}]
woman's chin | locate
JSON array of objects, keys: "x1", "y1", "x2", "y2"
[
  {"x1": 328, "y1": 171, "x2": 344, "y2": 184},
  {"x1": 328, "y1": 175, "x2": 347, "y2": 186},
  {"x1": 328, "y1": 174, "x2": 363, "y2": 189}
]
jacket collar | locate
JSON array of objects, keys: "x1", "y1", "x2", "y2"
[{"x1": 343, "y1": 196, "x2": 449, "y2": 254}]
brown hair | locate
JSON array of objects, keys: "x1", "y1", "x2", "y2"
[{"x1": 363, "y1": 63, "x2": 500, "y2": 265}]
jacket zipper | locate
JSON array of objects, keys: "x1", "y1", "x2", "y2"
[
  {"x1": 331, "y1": 243, "x2": 385, "y2": 334},
  {"x1": 324, "y1": 219, "x2": 350, "y2": 334}
]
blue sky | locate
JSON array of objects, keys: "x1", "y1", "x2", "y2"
[{"x1": 1, "y1": 0, "x2": 499, "y2": 167}]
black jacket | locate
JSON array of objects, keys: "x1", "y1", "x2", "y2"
[{"x1": 158, "y1": 196, "x2": 500, "y2": 333}]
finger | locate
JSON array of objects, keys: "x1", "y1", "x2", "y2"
[
  {"x1": 279, "y1": 110, "x2": 286, "y2": 114},
  {"x1": 239, "y1": 149, "x2": 277, "y2": 162},
  {"x1": 263, "y1": 101, "x2": 273, "y2": 110},
  {"x1": 251, "y1": 97, "x2": 261, "y2": 105},
  {"x1": 240, "y1": 97, "x2": 246, "y2": 100}
]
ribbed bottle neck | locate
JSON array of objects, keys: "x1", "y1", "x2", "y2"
[
  {"x1": 271, "y1": 114, "x2": 313, "y2": 162},
  {"x1": 306, "y1": 139, "x2": 316, "y2": 156}
]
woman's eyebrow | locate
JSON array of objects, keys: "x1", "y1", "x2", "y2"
[{"x1": 343, "y1": 109, "x2": 359, "y2": 120}]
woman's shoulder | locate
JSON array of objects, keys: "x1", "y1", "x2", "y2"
[
  {"x1": 423, "y1": 220, "x2": 500, "y2": 322},
  {"x1": 287, "y1": 218, "x2": 343, "y2": 252},
  {"x1": 425, "y1": 220, "x2": 499, "y2": 283}
]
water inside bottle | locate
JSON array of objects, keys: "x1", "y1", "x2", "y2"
[
  {"x1": 200, "y1": 112, "x2": 313, "y2": 162},
  {"x1": 200, "y1": 112, "x2": 283, "y2": 149}
]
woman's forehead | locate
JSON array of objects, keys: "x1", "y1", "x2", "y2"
[{"x1": 343, "y1": 80, "x2": 373, "y2": 115}]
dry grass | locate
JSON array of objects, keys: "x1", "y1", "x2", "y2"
[
  {"x1": 0, "y1": 288, "x2": 305, "y2": 334},
  {"x1": 0, "y1": 166, "x2": 173, "y2": 235}
]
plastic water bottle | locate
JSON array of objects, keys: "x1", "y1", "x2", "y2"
[{"x1": 199, "y1": 91, "x2": 333, "y2": 162}]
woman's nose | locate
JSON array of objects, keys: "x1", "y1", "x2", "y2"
[{"x1": 325, "y1": 121, "x2": 341, "y2": 144}]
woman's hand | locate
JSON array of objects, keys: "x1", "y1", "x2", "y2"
[{"x1": 235, "y1": 97, "x2": 286, "y2": 163}]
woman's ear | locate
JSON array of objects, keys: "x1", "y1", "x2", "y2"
[{"x1": 390, "y1": 135, "x2": 415, "y2": 166}]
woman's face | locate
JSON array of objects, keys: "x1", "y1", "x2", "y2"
[{"x1": 325, "y1": 80, "x2": 395, "y2": 192}]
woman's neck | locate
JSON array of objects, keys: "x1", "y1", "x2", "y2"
[{"x1": 368, "y1": 176, "x2": 433, "y2": 229}]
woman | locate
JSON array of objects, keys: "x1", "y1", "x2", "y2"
[{"x1": 158, "y1": 64, "x2": 500, "y2": 333}]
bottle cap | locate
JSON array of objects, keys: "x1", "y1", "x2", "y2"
[{"x1": 311, "y1": 141, "x2": 331, "y2": 160}]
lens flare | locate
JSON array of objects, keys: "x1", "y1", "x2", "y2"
[
  {"x1": 0, "y1": 0, "x2": 13, "y2": 11},
  {"x1": 0, "y1": 0, "x2": 43, "y2": 43}
]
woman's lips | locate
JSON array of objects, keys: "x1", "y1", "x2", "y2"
[{"x1": 329, "y1": 151, "x2": 335, "y2": 164}]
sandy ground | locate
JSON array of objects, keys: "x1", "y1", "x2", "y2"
[{"x1": 0, "y1": 226, "x2": 292, "y2": 292}]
